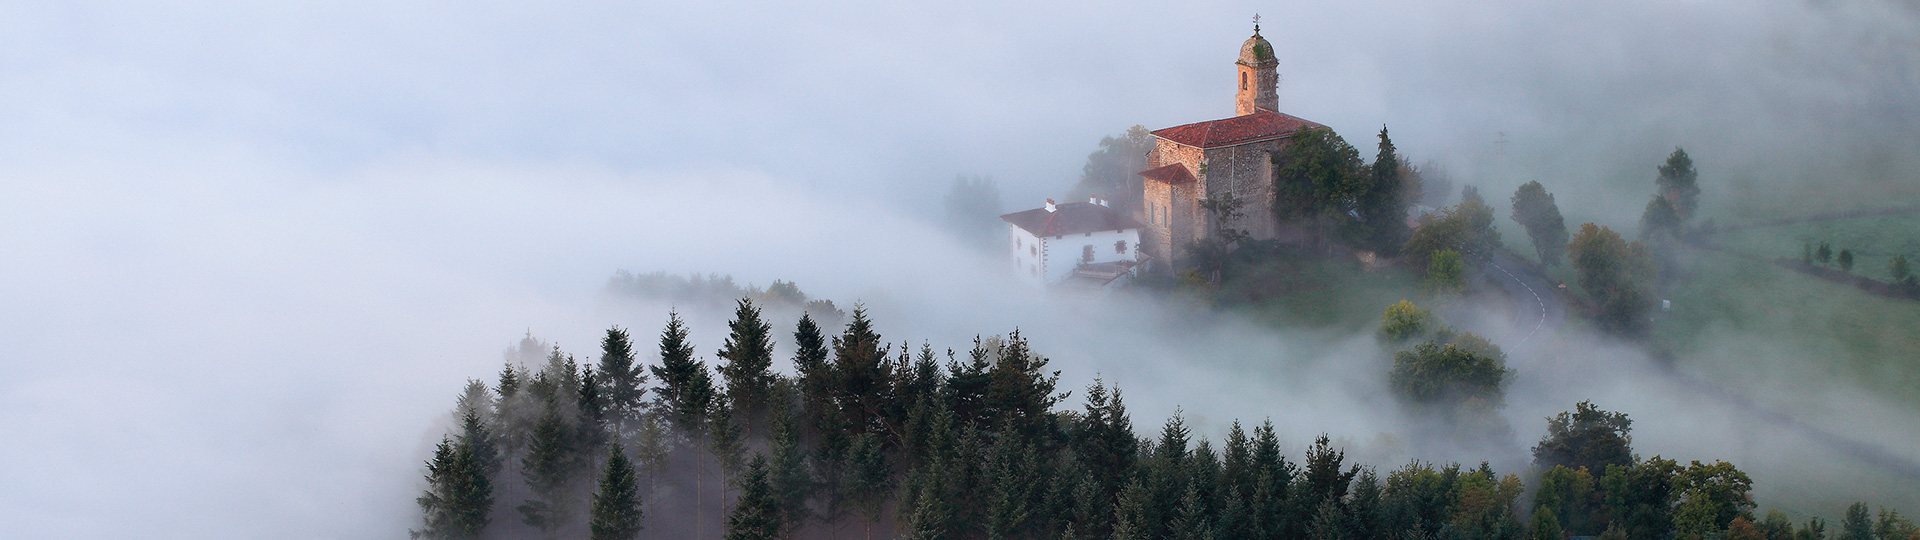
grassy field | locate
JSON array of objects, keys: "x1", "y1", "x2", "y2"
[
  {"x1": 1213, "y1": 243, "x2": 1429, "y2": 335},
  {"x1": 1655, "y1": 246, "x2": 1920, "y2": 408},
  {"x1": 1711, "y1": 211, "x2": 1920, "y2": 283}
]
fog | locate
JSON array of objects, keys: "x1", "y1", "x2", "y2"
[{"x1": 3, "y1": 0, "x2": 1918, "y2": 538}]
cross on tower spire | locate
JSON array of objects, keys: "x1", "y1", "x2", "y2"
[{"x1": 1252, "y1": 13, "x2": 1261, "y2": 34}]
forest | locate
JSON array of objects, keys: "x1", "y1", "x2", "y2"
[{"x1": 411, "y1": 300, "x2": 1920, "y2": 540}]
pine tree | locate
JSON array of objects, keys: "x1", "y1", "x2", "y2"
[
  {"x1": 597, "y1": 326, "x2": 650, "y2": 432},
  {"x1": 518, "y1": 405, "x2": 578, "y2": 534},
  {"x1": 1640, "y1": 196, "x2": 1682, "y2": 240},
  {"x1": 1844, "y1": 503, "x2": 1875, "y2": 540},
  {"x1": 1799, "y1": 517, "x2": 1828, "y2": 540},
  {"x1": 725, "y1": 455, "x2": 783, "y2": 540},
  {"x1": 767, "y1": 405, "x2": 812, "y2": 536},
  {"x1": 984, "y1": 429, "x2": 1034, "y2": 539},
  {"x1": 1656, "y1": 148, "x2": 1701, "y2": 219},
  {"x1": 984, "y1": 330, "x2": 1062, "y2": 439},
  {"x1": 831, "y1": 306, "x2": 892, "y2": 437},
  {"x1": 1356, "y1": 125, "x2": 1411, "y2": 253},
  {"x1": 846, "y1": 432, "x2": 892, "y2": 540},
  {"x1": 413, "y1": 437, "x2": 461, "y2": 540},
  {"x1": 718, "y1": 298, "x2": 776, "y2": 434},
  {"x1": 650, "y1": 311, "x2": 715, "y2": 433},
  {"x1": 589, "y1": 449, "x2": 644, "y2": 540},
  {"x1": 1350, "y1": 468, "x2": 1383, "y2": 540},
  {"x1": 1839, "y1": 249, "x2": 1856, "y2": 273},
  {"x1": 1309, "y1": 498, "x2": 1349, "y2": 540},
  {"x1": 459, "y1": 409, "x2": 500, "y2": 479},
  {"x1": 709, "y1": 400, "x2": 747, "y2": 534},
  {"x1": 792, "y1": 312, "x2": 837, "y2": 435}
]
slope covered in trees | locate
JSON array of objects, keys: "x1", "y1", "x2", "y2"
[{"x1": 410, "y1": 301, "x2": 1919, "y2": 540}]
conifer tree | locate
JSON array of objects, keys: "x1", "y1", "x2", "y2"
[
  {"x1": 1641, "y1": 196, "x2": 1683, "y2": 240},
  {"x1": 831, "y1": 306, "x2": 892, "y2": 437},
  {"x1": 1309, "y1": 498, "x2": 1349, "y2": 540},
  {"x1": 413, "y1": 437, "x2": 468, "y2": 540},
  {"x1": 792, "y1": 312, "x2": 836, "y2": 434},
  {"x1": 845, "y1": 432, "x2": 892, "y2": 540},
  {"x1": 588, "y1": 449, "x2": 644, "y2": 540},
  {"x1": 725, "y1": 455, "x2": 783, "y2": 540},
  {"x1": 984, "y1": 429, "x2": 1034, "y2": 539},
  {"x1": 1350, "y1": 468, "x2": 1383, "y2": 540},
  {"x1": 984, "y1": 330, "x2": 1061, "y2": 439},
  {"x1": 1657, "y1": 148, "x2": 1701, "y2": 219},
  {"x1": 718, "y1": 298, "x2": 776, "y2": 434},
  {"x1": 709, "y1": 400, "x2": 747, "y2": 533},
  {"x1": 1844, "y1": 503, "x2": 1875, "y2": 540},
  {"x1": 1301, "y1": 435, "x2": 1359, "y2": 515},
  {"x1": 766, "y1": 405, "x2": 811, "y2": 536},
  {"x1": 459, "y1": 409, "x2": 501, "y2": 479},
  {"x1": 597, "y1": 326, "x2": 650, "y2": 432},
  {"x1": 518, "y1": 406, "x2": 577, "y2": 534},
  {"x1": 1356, "y1": 125, "x2": 1411, "y2": 253},
  {"x1": 650, "y1": 311, "x2": 715, "y2": 433},
  {"x1": 1111, "y1": 478, "x2": 1152, "y2": 540}
]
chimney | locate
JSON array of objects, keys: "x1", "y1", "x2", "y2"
[
  {"x1": 1098, "y1": 198, "x2": 1108, "y2": 207},
  {"x1": 1044, "y1": 198, "x2": 1056, "y2": 212},
  {"x1": 1089, "y1": 196, "x2": 1098, "y2": 205}
]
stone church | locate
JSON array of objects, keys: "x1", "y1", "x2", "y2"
[{"x1": 1136, "y1": 23, "x2": 1326, "y2": 269}]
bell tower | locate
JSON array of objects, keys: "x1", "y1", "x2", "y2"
[{"x1": 1235, "y1": 16, "x2": 1279, "y2": 116}]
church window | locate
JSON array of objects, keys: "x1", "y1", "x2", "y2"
[
  {"x1": 1082, "y1": 245, "x2": 1095, "y2": 263},
  {"x1": 1115, "y1": 240, "x2": 1127, "y2": 254},
  {"x1": 1030, "y1": 245, "x2": 1037, "y2": 257},
  {"x1": 1241, "y1": 72, "x2": 1248, "y2": 90}
]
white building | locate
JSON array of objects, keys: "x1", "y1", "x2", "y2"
[{"x1": 1001, "y1": 198, "x2": 1144, "y2": 289}]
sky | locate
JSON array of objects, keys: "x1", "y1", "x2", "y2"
[{"x1": 2, "y1": 0, "x2": 1918, "y2": 538}]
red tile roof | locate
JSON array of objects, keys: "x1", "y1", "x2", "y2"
[
  {"x1": 1138, "y1": 163, "x2": 1196, "y2": 185},
  {"x1": 1001, "y1": 201, "x2": 1145, "y2": 237},
  {"x1": 1150, "y1": 110, "x2": 1325, "y2": 149}
]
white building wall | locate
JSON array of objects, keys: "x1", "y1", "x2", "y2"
[{"x1": 1009, "y1": 226, "x2": 1047, "y2": 285}]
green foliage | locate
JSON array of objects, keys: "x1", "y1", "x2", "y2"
[
  {"x1": 1389, "y1": 339, "x2": 1509, "y2": 407},
  {"x1": 1532, "y1": 506, "x2": 1563, "y2": 540},
  {"x1": 1071, "y1": 126, "x2": 1154, "y2": 211},
  {"x1": 1801, "y1": 517, "x2": 1829, "y2": 540},
  {"x1": 1846, "y1": 503, "x2": 1877, "y2": 540},
  {"x1": 1510, "y1": 181, "x2": 1570, "y2": 266},
  {"x1": 725, "y1": 455, "x2": 783, "y2": 540},
  {"x1": 1568, "y1": 223, "x2": 1656, "y2": 336},
  {"x1": 1876, "y1": 508, "x2": 1920, "y2": 540},
  {"x1": 1729, "y1": 517, "x2": 1768, "y2": 540},
  {"x1": 1377, "y1": 300, "x2": 1434, "y2": 343},
  {"x1": 1819, "y1": 242, "x2": 1835, "y2": 264},
  {"x1": 1275, "y1": 127, "x2": 1368, "y2": 242},
  {"x1": 1532, "y1": 401, "x2": 1633, "y2": 476},
  {"x1": 1404, "y1": 198, "x2": 1502, "y2": 274},
  {"x1": 1839, "y1": 249, "x2": 1856, "y2": 273},
  {"x1": 1657, "y1": 148, "x2": 1702, "y2": 219},
  {"x1": 718, "y1": 298, "x2": 776, "y2": 432},
  {"x1": 1535, "y1": 465, "x2": 1597, "y2": 536},
  {"x1": 1354, "y1": 125, "x2": 1412, "y2": 254},
  {"x1": 597, "y1": 326, "x2": 650, "y2": 432},
  {"x1": 588, "y1": 450, "x2": 644, "y2": 540},
  {"x1": 413, "y1": 428, "x2": 494, "y2": 540},
  {"x1": 518, "y1": 406, "x2": 578, "y2": 533},
  {"x1": 1762, "y1": 509, "x2": 1797, "y2": 540},
  {"x1": 1426, "y1": 250, "x2": 1467, "y2": 293},
  {"x1": 1890, "y1": 255, "x2": 1911, "y2": 282},
  {"x1": 650, "y1": 311, "x2": 715, "y2": 433},
  {"x1": 1641, "y1": 196, "x2": 1683, "y2": 240}
]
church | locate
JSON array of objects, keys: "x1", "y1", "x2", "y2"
[{"x1": 1135, "y1": 21, "x2": 1327, "y2": 270}]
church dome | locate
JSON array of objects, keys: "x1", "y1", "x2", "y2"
[{"x1": 1238, "y1": 30, "x2": 1275, "y2": 65}]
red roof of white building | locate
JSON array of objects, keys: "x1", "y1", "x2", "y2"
[{"x1": 1001, "y1": 201, "x2": 1144, "y2": 237}]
